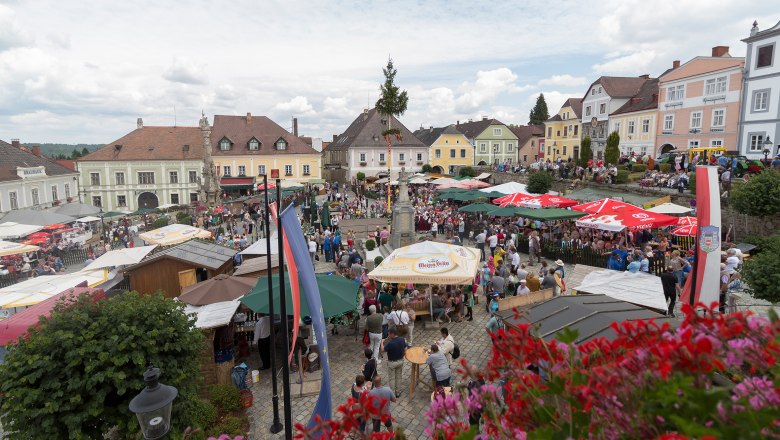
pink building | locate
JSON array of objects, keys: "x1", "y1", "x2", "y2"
[{"x1": 656, "y1": 46, "x2": 744, "y2": 157}]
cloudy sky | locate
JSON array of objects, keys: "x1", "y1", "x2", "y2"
[{"x1": 0, "y1": 0, "x2": 776, "y2": 144}]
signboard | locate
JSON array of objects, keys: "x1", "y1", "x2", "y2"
[{"x1": 270, "y1": 169, "x2": 280, "y2": 179}]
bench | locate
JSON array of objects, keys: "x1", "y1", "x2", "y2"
[
  {"x1": 411, "y1": 299, "x2": 431, "y2": 319},
  {"x1": 497, "y1": 288, "x2": 554, "y2": 312}
]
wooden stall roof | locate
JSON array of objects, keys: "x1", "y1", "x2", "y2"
[
  {"x1": 127, "y1": 239, "x2": 237, "y2": 272},
  {"x1": 234, "y1": 255, "x2": 280, "y2": 276}
]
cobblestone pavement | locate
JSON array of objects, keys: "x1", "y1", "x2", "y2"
[{"x1": 245, "y1": 298, "x2": 495, "y2": 439}]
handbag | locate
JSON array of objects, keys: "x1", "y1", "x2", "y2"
[{"x1": 362, "y1": 328, "x2": 370, "y2": 346}]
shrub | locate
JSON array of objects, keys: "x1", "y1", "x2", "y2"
[
  {"x1": 176, "y1": 210, "x2": 188, "y2": 221},
  {"x1": 632, "y1": 164, "x2": 647, "y2": 173},
  {"x1": 459, "y1": 166, "x2": 475, "y2": 178},
  {"x1": 182, "y1": 399, "x2": 218, "y2": 429},
  {"x1": 210, "y1": 416, "x2": 244, "y2": 437},
  {"x1": 365, "y1": 239, "x2": 376, "y2": 251},
  {"x1": 374, "y1": 256, "x2": 384, "y2": 266},
  {"x1": 578, "y1": 137, "x2": 592, "y2": 167},
  {"x1": 628, "y1": 173, "x2": 644, "y2": 182},
  {"x1": 731, "y1": 170, "x2": 780, "y2": 217},
  {"x1": 689, "y1": 172, "x2": 696, "y2": 194},
  {"x1": 421, "y1": 164, "x2": 432, "y2": 173},
  {"x1": 178, "y1": 215, "x2": 193, "y2": 225},
  {"x1": 209, "y1": 384, "x2": 241, "y2": 414},
  {"x1": 356, "y1": 172, "x2": 365, "y2": 182},
  {"x1": 152, "y1": 217, "x2": 169, "y2": 229},
  {"x1": 527, "y1": 171, "x2": 553, "y2": 194},
  {"x1": 617, "y1": 165, "x2": 627, "y2": 171},
  {"x1": 659, "y1": 163, "x2": 672, "y2": 173},
  {"x1": 741, "y1": 233, "x2": 780, "y2": 303},
  {"x1": 615, "y1": 170, "x2": 629, "y2": 184},
  {"x1": 604, "y1": 131, "x2": 620, "y2": 165}
]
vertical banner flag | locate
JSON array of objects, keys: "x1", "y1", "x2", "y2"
[
  {"x1": 280, "y1": 205, "x2": 333, "y2": 426},
  {"x1": 269, "y1": 202, "x2": 301, "y2": 364},
  {"x1": 681, "y1": 166, "x2": 722, "y2": 307}
]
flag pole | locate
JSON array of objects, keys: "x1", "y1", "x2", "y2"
[
  {"x1": 263, "y1": 175, "x2": 284, "y2": 434},
  {"x1": 276, "y1": 179, "x2": 294, "y2": 440}
]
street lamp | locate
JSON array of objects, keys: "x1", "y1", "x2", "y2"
[
  {"x1": 129, "y1": 366, "x2": 178, "y2": 440},
  {"x1": 763, "y1": 136, "x2": 774, "y2": 162}
]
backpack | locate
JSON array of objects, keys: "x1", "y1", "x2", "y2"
[{"x1": 452, "y1": 343, "x2": 461, "y2": 360}]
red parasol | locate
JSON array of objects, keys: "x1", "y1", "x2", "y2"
[
  {"x1": 676, "y1": 216, "x2": 697, "y2": 226},
  {"x1": 28, "y1": 231, "x2": 51, "y2": 239},
  {"x1": 22, "y1": 237, "x2": 49, "y2": 245},
  {"x1": 671, "y1": 224, "x2": 697, "y2": 236},
  {"x1": 42, "y1": 223, "x2": 67, "y2": 230},
  {"x1": 493, "y1": 192, "x2": 533, "y2": 206},
  {"x1": 256, "y1": 183, "x2": 277, "y2": 190},
  {"x1": 571, "y1": 198, "x2": 639, "y2": 214},
  {"x1": 515, "y1": 194, "x2": 579, "y2": 209},
  {"x1": 576, "y1": 208, "x2": 679, "y2": 231}
]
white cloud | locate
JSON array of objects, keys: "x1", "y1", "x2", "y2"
[
  {"x1": 538, "y1": 74, "x2": 587, "y2": 87},
  {"x1": 321, "y1": 97, "x2": 353, "y2": 119},
  {"x1": 455, "y1": 68, "x2": 532, "y2": 112},
  {"x1": 163, "y1": 57, "x2": 208, "y2": 85},
  {"x1": 592, "y1": 50, "x2": 659, "y2": 74},
  {"x1": 0, "y1": 5, "x2": 30, "y2": 52},
  {"x1": 274, "y1": 96, "x2": 315, "y2": 115}
]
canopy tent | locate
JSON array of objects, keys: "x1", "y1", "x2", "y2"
[
  {"x1": 0, "y1": 222, "x2": 43, "y2": 239},
  {"x1": 241, "y1": 274, "x2": 359, "y2": 317},
  {"x1": 408, "y1": 177, "x2": 429, "y2": 185},
  {"x1": 239, "y1": 231, "x2": 280, "y2": 255},
  {"x1": 457, "y1": 203, "x2": 496, "y2": 213},
  {"x1": 514, "y1": 194, "x2": 579, "y2": 209},
  {"x1": 183, "y1": 299, "x2": 242, "y2": 329},
  {"x1": 0, "y1": 240, "x2": 40, "y2": 257},
  {"x1": 102, "y1": 211, "x2": 129, "y2": 218},
  {"x1": 0, "y1": 268, "x2": 109, "y2": 309},
  {"x1": 139, "y1": 224, "x2": 212, "y2": 246},
  {"x1": 512, "y1": 208, "x2": 587, "y2": 221},
  {"x1": 368, "y1": 241, "x2": 480, "y2": 285},
  {"x1": 83, "y1": 245, "x2": 158, "y2": 270},
  {"x1": 131, "y1": 208, "x2": 158, "y2": 215},
  {"x1": 571, "y1": 270, "x2": 668, "y2": 311},
  {"x1": 75, "y1": 216, "x2": 102, "y2": 223},
  {"x1": 479, "y1": 181, "x2": 529, "y2": 195},
  {"x1": 430, "y1": 177, "x2": 457, "y2": 185},
  {"x1": 0, "y1": 209, "x2": 74, "y2": 227},
  {"x1": 575, "y1": 209, "x2": 678, "y2": 231},
  {"x1": 179, "y1": 274, "x2": 256, "y2": 306},
  {"x1": 55, "y1": 202, "x2": 102, "y2": 217},
  {"x1": 646, "y1": 202, "x2": 693, "y2": 214}
]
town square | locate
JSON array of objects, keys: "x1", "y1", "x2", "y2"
[{"x1": 0, "y1": 2, "x2": 779, "y2": 439}]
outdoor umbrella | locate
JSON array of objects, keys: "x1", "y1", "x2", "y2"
[
  {"x1": 55, "y1": 202, "x2": 101, "y2": 217},
  {"x1": 493, "y1": 192, "x2": 533, "y2": 206},
  {"x1": 452, "y1": 179, "x2": 491, "y2": 189},
  {"x1": 21, "y1": 238, "x2": 48, "y2": 245},
  {"x1": 368, "y1": 241, "x2": 480, "y2": 285},
  {"x1": 131, "y1": 208, "x2": 158, "y2": 215},
  {"x1": 179, "y1": 274, "x2": 258, "y2": 306},
  {"x1": 84, "y1": 245, "x2": 158, "y2": 270},
  {"x1": 102, "y1": 211, "x2": 127, "y2": 218},
  {"x1": 671, "y1": 225, "x2": 697, "y2": 236},
  {"x1": 487, "y1": 206, "x2": 523, "y2": 217},
  {"x1": 480, "y1": 181, "x2": 528, "y2": 195},
  {"x1": 241, "y1": 273, "x2": 359, "y2": 317},
  {"x1": 0, "y1": 222, "x2": 43, "y2": 239},
  {"x1": 320, "y1": 203, "x2": 331, "y2": 228},
  {"x1": 676, "y1": 216, "x2": 697, "y2": 226},
  {"x1": 239, "y1": 231, "x2": 279, "y2": 255},
  {"x1": 436, "y1": 187, "x2": 467, "y2": 193},
  {"x1": 27, "y1": 231, "x2": 51, "y2": 239},
  {"x1": 0, "y1": 209, "x2": 74, "y2": 227},
  {"x1": 448, "y1": 192, "x2": 482, "y2": 202},
  {"x1": 481, "y1": 190, "x2": 505, "y2": 199},
  {"x1": 457, "y1": 203, "x2": 496, "y2": 213},
  {"x1": 646, "y1": 202, "x2": 692, "y2": 214},
  {"x1": 139, "y1": 224, "x2": 212, "y2": 246},
  {"x1": 571, "y1": 198, "x2": 639, "y2": 214},
  {"x1": 256, "y1": 182, "x2": 277, "y2": 190},
  {"x1": 0, "y1": 240, "x2": 40, "y2": 257},
  {"x1": 42, "y1": 223, "x2": 68, "y2": 230},
  {"x1": 512, "y1": 208, "x2": 587, "y2": 221},
  {"x1": 576, "y1": 208, "x2": 679, "y2": 231},
  {"x1": 515, "y1": 194, "x2": 578, "y2": 209}
]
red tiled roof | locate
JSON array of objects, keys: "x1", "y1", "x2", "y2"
[
  {"x1": 611, "y1": 79, "x2": 660, "y2": 116},
  {"x1": 211, "y1": 114, "x2": 318, "y2": 156},
  {"x1": 78, "y1": 126, "x2": 204, "y2": 161}
]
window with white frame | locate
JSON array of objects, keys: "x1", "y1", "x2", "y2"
[
  {"x1": 568, "y1": 125, "x2": 573, "y2": 135},
  {"x1": 90, "y1": 172, "x2": 100, "y2": 186},
  {"x1": 599, "y1": 103, "x2": 606, "y2": 114},
  {"x1": 749, "y1": 133, "x2": 765, "y2": 152},
  {"x1": 598, "y1": 86, "x2": 602, "y2": 93},
  {"x1": 493, "y1": 128, "x2": 502, "y2": 136},
  {"x1": 275, "y1": 139, "x2": 287, "y2": 150},
  {"x1": 284, "y1": 165, "x2": 293, "y2": 175},
  {"x1": 399, "y1": 153, "x2": 405, "y2": 161},
  {"x1": 690, "y1": 111, "x2": 702, "y2": 129},
  {"x1": 591, "y1": 89, "x2": 596, "y2": 95},
  {"x1": 9, "y1": 192, "x2": 17, "y2": 210},
  {"x1": 92, "y1": 196, "x2": 102, "y2": 208},
  {"x1": 171, "y1": 193, "x2": 179, "y2": 205},
  {"x1": 664, "y1": 115, "x2": 674, "y2": 131},
  {"x1": 170, "y1": 171, "x2": 178, "y2": 183},
  {"x1": 642, "y1": 119, "x2": 650, "y2": 133},
  {"x1": 303, "y1": 164, "x2": 310, "y2": 175},
  {"x1": 479, "y1": 143, "x2": 487, "y2": 153},
  {"x1": 248, "y1": 138, "x2": 260, "y2": 150},
  {"x1": 117, "y1": 195, "x2": 127, "y2": 207},
  {"x1": 417, "y1": 153, "x2": 423, "y2": 161},
  {"x1": 752, "y1": 89, "x2": 770, "y2": 112},
  {"x1": 627, "y1": 121, "x2": 635, "y2": 134},
  {"x1": 705, "y1": 76, "x2": 727, "y2": 95},
  {"x1": 379, "y1": 153, "x2": 385, "y2": 162},
  {"x1": 359, "y1": 153, "x2": 366, "y2": 162},
  {"x1": 189, "y1": 171, "x2": 197, "y2": 182},
  {"x1": 222, "y1": 166, "x2": 231, "y2": 176},
  {"x1": 689, "y1": 140, "x2": 700, "y2": 149},
  {"x1": 710, "y1": 139, "x2": 723, "y2": 149},
  {"x1": 51, "y1": 186, "x2": 57, "y2": 202},
  {"x1": 219, "y1": 139, "x2": 231, "y2": 150},
  {"x1": 257, "y1": 165, "x2": 266, "y2": 175},
  {"x1": 115, "y1": 172, "x2": 125, "y2": 185},
  {"x1": 31, "y1": 188, "x2": 39, "y2": 205},
  {"x1": 237, "y1": 166, "x2": 245, "y2": 176},
  {"x1": 64, "y1": 184, "x2": 70, "y2": 199},
  {"x1": 507, "y1": 143, "x2": 513, "y2": 152},
  {"x1": 585, "y1": 106, "x2": 592, "y2": 116},
  {"x1": 435, "y1": 149, "x2": 441, "y2": 159},
  {"x1": 667, "y1": 85, "x2": 684, "y2": 101},
  {"x1": 138, "y1": 172, "x2": 155, "y2": 184},
  {"x1": 712, "y1": 109, "x2": 725, "y2": 127},
  {"x1": 614, "y1": 122, "x2": 620, "y2": 134}
]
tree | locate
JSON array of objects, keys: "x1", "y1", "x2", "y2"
[
  {"x1": 71, "y1": 148, "x2": 82, "y2": 159},
  {"x1": 604, "y1": 131, "x2": 620, "y2": 165},
  {"x1": 527, "y1": 170, "x2": 553, "y2": 194},
  {"x1": 741, "y1": 233, "x2": 780, "y2": 303},
  {"x1": 578, "y1": 137, "x2": 593, "y2": 167},
  {"x1": 421, "y1": 164, "x2": 432, "y2": 173},
  {"x1": 0, "y1": 292, "x2": 204, "y2": 439},
  {"x1": 81, "y1": 147, "x2": 90, "y2": 156},
  {"x1": 731, "y1": 170, "x2": 780, "y2": 217},
  {"x1": 528, "y1": 93, "x2": 549, "y2": 125},
  {"x1": 459, "y1": 166, "x2": 476, "y2": 178},
  {"x1": 376, "y1": 58, "x2": 409, "y2": 219},
  {"x1": 355, "y1": 172, "x2": 365, "y2": 182}
]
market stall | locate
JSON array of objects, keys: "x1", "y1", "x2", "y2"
[
  {"x1": 0, "y1": 222, "x2": 43, "y2": 240},
  {"x1": 139, "y1": 223, "x2": 212, "y2": 246},
  {"x1": 0, "y1": 268, "x2": 109, "y2": 314}
]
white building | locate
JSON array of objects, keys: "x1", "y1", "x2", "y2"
[
  {"x1": 0, "y1": 140, "x2": 79, "y2": 214},
  {"x1": 738, "y1": 20, "x2": 780, "y2": 159}
]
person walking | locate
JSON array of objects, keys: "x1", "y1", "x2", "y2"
[
  {"x1": 253, "y1": 314, "x2": 271, "y2": 370},
  {"x1": 362, "y1": 347, "x2": 378, "y2": 382},
  {"x1": 308, "y1": 236, "x2": 317, "y2": 266},
  {"x1": 368, "y1": 376, "x2": 396, "y2": 433},
  {"x1": 380, "y1": 328, "x2": 406, "y2": 397},
  {"x1": 365, "y1": 305, "x2": 384, "y2": 363},
  {"x1": 351, "y1": 375, "x2": 369, "y2": 434},
  {"x1": 660, "y1": 266, "x2": 678, "y2": 317}
]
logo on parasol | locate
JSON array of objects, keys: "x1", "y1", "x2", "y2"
[
  {"x1": 181, "y1": 228, "x2": 198, "y2": 236},
  {"x1": 699, "y1": 225, "x2": 720, "y2": 253},
  {"x1": 413, "y1": 256, "x2": 454, "y2": 274}
]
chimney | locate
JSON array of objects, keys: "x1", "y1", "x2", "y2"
[
  {"x1": 137, "y1": 118, "x2": 143, "y2": 129},
  {"x1": 482, "y1": 116, "x2": 488, "y2": 121},
  {"x1": 711, "y1": 46, "x2": 729, "y2": 57},
  {"x1": 32, "y1": 146, "x2": 41, "y2": 156},
  {"x1": 672, "y1": 60, "x2": 680, "y2": 69},
  {"x1": 456, "y1": 120, "x2": 460, "y2": 125},
  {"x1": 246, "y1": 112, "x2": 252, "y2": 123},
  {"x1": 292, "y1": 117, "x2": 298, "y2": 136},
  {"x1": 429, "y1": 126, "x2": 433, "y2": 133},
  {"x1": 750, "y1": 20, "x2": 758, "y2": 37},
  {"x1": 638, "y1": 74, "x2": 649, "y2": 79},
  {"x1": 333, "y1": 134, "x2": 337, "y2": 142},
  {"x1": 468, "y1": 118, "x2": 473, "y2": 123},
  {"x1": 11, "y1": 139, "x2": 19, "y2": 148}
]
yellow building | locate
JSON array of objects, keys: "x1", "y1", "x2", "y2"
[
  {"x1": 413, "y1": 125, "x2": 473, "y2": 175},
  {"x1": 543, "y1": 98, "x2": 583, "y2": 161},
  {"x1": 210, "y1": 113, "x2": 321, "y2": 195},
  {"x1": 608, "y1": 79, "x2": 660, "y2": 157}
]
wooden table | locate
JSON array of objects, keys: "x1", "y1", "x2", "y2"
[{"x1": 405, "y1": 346, "x2": 433, "y2": 401}]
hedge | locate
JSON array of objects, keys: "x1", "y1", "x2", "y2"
[
  {"x1": 659, "y1": 163, "x2": 672, "y2": 173},
  {"x1": 615, "y1": 170, "x2": 630, "y2": 184},
  {"x1": 632, "y1": 164, "x2": 647, "y2": 173}
]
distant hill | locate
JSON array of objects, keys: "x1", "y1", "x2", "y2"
[{"x1": 22, "y1": 143, "x2": 103, "y2": 159}]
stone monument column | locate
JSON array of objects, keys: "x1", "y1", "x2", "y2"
[{"x1": 390, "y1": 167, "x2": 415, "y2": 249}]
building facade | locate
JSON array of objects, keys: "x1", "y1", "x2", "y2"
[
  {"x1": 738, "y1": 20, "x2": 780, "y2": 159},
  {"x1": 455, "y1": 118, "x2": 518, "y2": 166},
  {"x1": 581, "y1": 76, "x2": 650, "y2": 159},
  {"x1": 543, "y1": 98, "x2": 582, "y2": 162},
  {"x1": 327, "y1": 108, "x2": 428, "y2": 181},
  {"x1": 210, "y1": 113, "x2": 322, "y2": 196},
  {"x1": 656, "y1": 47, "x2": 744, "y2": 157},
  {"x1": 609, "y1": 79, "x2": 661, "y2": 157},
  {"x1": 413, "y1": 125, "x2": 473, "y2": 175},
  {"x1": 0, "y1": 140, "x2": 79, "y2": 213},
  {"x1": 510, "y1": 125, "x2": 544, "y2": 164},
  {"x1": 77, "y1": 120, "x2": 206, "y2": 211}
]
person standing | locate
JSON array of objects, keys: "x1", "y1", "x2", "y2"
[
  {"x1": 380, "y1": 328, "x2": 406, "y2": 397},
  {"x1": 660, "y1": 266, "x2": 678, "y2": 317},
  {"x1": 475, "y1": 229, "x2": 487, "y2": 261},
  {"x1": 362, "y1": 347, "x2": 377, "y2": 382},
  {"x1": 365, "y1": 305, "x2": 384, "y2": 363},
  {"x1": 308, "y1": 236, "x2": 317, "y2": 266},
  {"x1": 253, "y1": 314, "x2": 271, "y2": 370},
  {"x1": 528, "y1": 231, "x2": 540, "y2": 266},
  {"x1": 487, "y1": 232, "x2": 498, "y2": 257},
  {"x1": 404, "y1": 302, "x2": 416, "y2": 345},
  {"x1": 351, "y1": 375, "x2": 369, "y2": 434},
  {"x1": 368, "y1": 376, "x2": 396, "y2": 433}
]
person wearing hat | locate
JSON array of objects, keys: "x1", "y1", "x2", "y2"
[
  {"x1": 554, "y1": 260, "x2": 565, "y2": 279},
  {"x1": 488, "y1": 292, "x2": 500, "y2": 315},
  {"x1": 516, "y1": 279, "x2": 531, "y2": 296}
]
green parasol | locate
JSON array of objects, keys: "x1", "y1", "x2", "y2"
[
  {"x1": 480, "y1": 190, "x2": 505, "y2": 198},
  {"x1": 131, "y1": 208, "x2": 158, "y2": 215},
  {"x1": 436, "y1": 187, "x2": 467, "y2": 193},
  {"x1": 241, "y1": 273, "x2": 359, "y2": 317},
  {"x1": 458, "y1": 203, "x2": 497, "y2": 213},
  {"x1": 102, "y1": 211, "x2": 127, "y2": 218},
  {"x1": 487, "y1": 206, "x2": 523, "y2": 217}
]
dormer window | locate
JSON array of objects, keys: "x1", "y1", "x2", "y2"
[
  {"x1": 275, "y1": 138, "x2": 287, "y2": 150},
  {"x1": 219, "y1": 137, "x2": 232, "y2": 151},
  {"x1": 248, "y1": 138, "x2": 260, "y2": 150}
]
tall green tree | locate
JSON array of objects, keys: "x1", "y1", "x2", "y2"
[
  {"x1": 81, "y1": 147, "x2": 90, "y2": 156},
  {"x1": 528, "y1": 93, "x2": 550, "y2": 125},
  {"x1": 604, "y1": 131, "x2": 621, "y2": 165},
  {"x1": 579, "y1": 136, "x2": 593, "y2": 167},
  {"x1": 71, "y1": 148, "x2": 82, "y2": 159},
  {"x1": 375, "y1": 58, "x2": 409, "y2": 218},
  {"x1": 0, "y1": 292, "x2": 204, "y2": 439}
]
